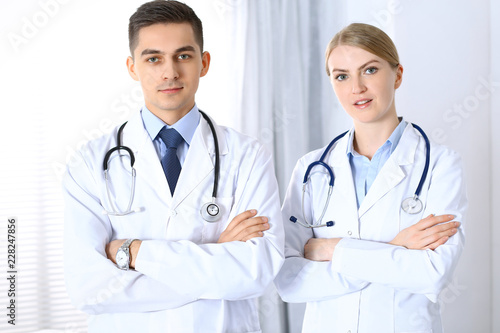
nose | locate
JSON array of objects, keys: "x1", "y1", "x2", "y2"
[
  {"x1": 351, "y1": 76, "x2": 367, "y2": 94},
  {"x1": 162, "y1": 60, "x2": 179, "y2": 80}
]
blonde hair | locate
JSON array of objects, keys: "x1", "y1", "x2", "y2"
[{"x1": 325, "y1": 23, "x2": 400, "y2": 76}]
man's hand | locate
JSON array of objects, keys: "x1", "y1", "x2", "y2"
[
  {"x1": 304, "y1": 238, "x2": 341, "y2": 261},
  {"x1": 105, "y1": 239, "x2": 142, "y2": 269},
  {"x1": 390, "y1": 214, "x2": 460, "y2": 250},
  {"x1": 217, "y1": 209, "x2": 270, "y2": 243}
]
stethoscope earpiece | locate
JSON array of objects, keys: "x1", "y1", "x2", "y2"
[{"x1": 289, "y1": 216, "x2": 335, "y2": 228}]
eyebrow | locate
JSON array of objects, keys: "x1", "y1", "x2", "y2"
[
  {"x1": 140, "y1": 45, "x2": 197, "y2": 57},
  {"x1": 331, "y1": 60, "x2": 380, "y2": 73},
  {"x1": 175, "y1": 45, "x2": 197, "y2": 53},
  {"x1": 140, "y1": 48, "x2": 164, "y2": 57}
]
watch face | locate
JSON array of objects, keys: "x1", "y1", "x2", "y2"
[{"x1": 116, "y1": 249, "x2": 128, "y2": 268}]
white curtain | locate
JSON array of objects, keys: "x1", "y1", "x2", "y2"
[{"x1": 0, "y1": 0, "x2": 498, "y2": 332}]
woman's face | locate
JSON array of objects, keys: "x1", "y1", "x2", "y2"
[{"x1": 327, "y1": 45, "x2": 403, "y2": 127}]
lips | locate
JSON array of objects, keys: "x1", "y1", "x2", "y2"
[
  {"x1": 159, "y1": 87, "x2": 183, "y2": 94},
  {"x1": 353, "y1": 98, "x2": 373, "y2": 109}
]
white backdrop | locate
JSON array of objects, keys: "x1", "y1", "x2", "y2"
[{"x1": 0, "y1": 0, "x2": 497, "y2": 332}]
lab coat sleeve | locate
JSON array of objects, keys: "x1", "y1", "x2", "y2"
[
  {"x1": 331, "y1": 148, "x2": 467, "y2": 302},
  {"x1": 134, "y1": 143, "x2": 285, "y2": 301},
  {"x1": 63, "y1": 151, "x2": 197, "y2": 315},
  {"x1": 274, "y1": 157, "x2": 369, "y2": 303}
]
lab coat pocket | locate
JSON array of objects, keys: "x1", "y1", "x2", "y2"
[{"x1": 201, "y1": 196, "x2": 234, "y2": 244}]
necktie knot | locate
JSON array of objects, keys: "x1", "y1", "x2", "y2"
[{"x1": 158, "y1": 127, "x2": 184, "y2": 149}]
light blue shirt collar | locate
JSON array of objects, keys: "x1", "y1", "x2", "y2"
[
  {"x1": 346, "y1": 118, "x2": 407, "y2": 157},
  {"x1": 345, "y1": 118, "x2": 408, "y2": 208},
  {"x1": 141, "y1": 105, "x2": 200, "y2": 145}
]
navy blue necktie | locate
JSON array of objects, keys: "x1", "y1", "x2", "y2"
[{"x1": 158, "y1": 127, "x2": 184, "y2": 196}]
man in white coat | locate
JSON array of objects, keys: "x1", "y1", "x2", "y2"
[{"x1": 62, "y1": 1, "x2": 284, "y2": 332}]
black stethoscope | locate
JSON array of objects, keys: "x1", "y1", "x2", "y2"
[
  {"x1": 290, "y1": 123, "x2": 430, "y2": 228},
  {"x1": 102, "y1": 110, "x2": 223, "y2": 223}
]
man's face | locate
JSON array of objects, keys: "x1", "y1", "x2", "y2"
[{"x1": 127, "y1": 23, "x2": 210, "y2": 124}]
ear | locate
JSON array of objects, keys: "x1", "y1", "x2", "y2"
[
  {"x1": 200, "y1": 51, "x2": 211, "y2": 77},
  {"x1": 126, "y1": 56, "x2": 139, "y2": 81},
  {"x1": 394, "y1": 64, "x2": 403, "y2": 89}
]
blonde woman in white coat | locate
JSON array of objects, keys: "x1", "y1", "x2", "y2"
[{"x1": 275, "y1": 23, "x2": 466, "y2": 333}]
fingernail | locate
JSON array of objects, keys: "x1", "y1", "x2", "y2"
[
  {"x1": 259, "y1": 231, "x2": 264, "y2": 236},
  {"x1": 261, "y1": 217, "x2": 268, "y2": 222},
  {"x1": 250, "y1": 209, "x2": 257, "y2": 214},
  {"x1": 449, "y1": 214, "x2": 456, "y2": 219}
]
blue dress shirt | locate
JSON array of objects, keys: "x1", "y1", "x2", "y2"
[
  {"x1": 141, "y1": 105, "x2": 200, "y2": 166},
  {"x1": 347, "y1": 119, "x2": 407, "y2": 208}
]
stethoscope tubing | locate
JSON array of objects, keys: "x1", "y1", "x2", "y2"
[
  {"x1": 199, "y1": 110, "x2": 220, "y2": 199},
  {"x1": 102, "y1": 111, "x2": 221, "y2": 220},
  {"x1": 294, "y1": 123, "x2": 430, "y2": 228},
  {"x1": 409, "y1": 123, "x2": 430, "y2": 198}
]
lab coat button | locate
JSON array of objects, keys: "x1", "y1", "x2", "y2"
[{"x1": 347, "y1": 231, "x2": 352, "y2": 236}]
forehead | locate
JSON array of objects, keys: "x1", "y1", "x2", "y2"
[
  {"x1": 327, "y1": 45, "x2": 383, "y2": 69},
  {"x1": 134, "y1": 22, "x2": 199, "y2": 55}
]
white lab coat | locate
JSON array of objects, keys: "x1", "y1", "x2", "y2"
[
  {"x1": 63, "y1": 111, "x2": 284, "y2": 333},
  {"x1": 275, "y1": 123, "x2": 466, "y2": 333}
]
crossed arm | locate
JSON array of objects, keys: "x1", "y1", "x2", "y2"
[
  {"x1": 64, "y1": 142, "x2": 284, "y2": 314},
  {"x1": 275, "y1": 149, "x2": 466, "y2": 303},
  {"x1": 106, "y1": 210, "x2": 271, "y2": 268},
  {"x1": 304, "y1": 214, "x2": 460, "y2": 262}
]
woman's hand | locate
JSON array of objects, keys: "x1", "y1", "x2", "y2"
[
  {"x1": 390, "y1": 214, "x2": 460, "y2": 250},
  {"x1": 304, "y1": 238, "x2": 342, "y2": 261}
]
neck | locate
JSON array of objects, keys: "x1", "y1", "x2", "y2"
[
  {"x1": 353, "y1": 116, "x2": 400, "y2": 160},
  {"x1": 147, "y1": 103, "x2": 195, "y2": 126}
]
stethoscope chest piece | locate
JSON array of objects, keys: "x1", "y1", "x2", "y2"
[
  {"x1": 201, "y1": 199, "x2": 222, "y2": 222},
  {"x1": 401, "y1": 196, "x2": 423, "y2": 214}
]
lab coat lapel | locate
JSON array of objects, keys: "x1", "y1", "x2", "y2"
[
  {"x1": 327, "y1": 131, "x2": 359, "y2": 224},
  {"x1": 358, "y1": 124, "x2": 418, "y2": 218},
  {"x1": 171, "y1": 115, "x2": 228, "y2": 208},
  {"x1": 121, "y1": 112, "x2": 172, "y2": 205}
]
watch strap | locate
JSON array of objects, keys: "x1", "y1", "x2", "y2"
[
  {"x1": 121, "y1": 238, "x2": 138, "y2": 250},
  {"x1": 117, "y1": 238, "x2": 138, "y2": 270}
]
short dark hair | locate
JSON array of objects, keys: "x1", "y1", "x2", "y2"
[{"x1": 128, "y1": 0, "x2": 204, "y2": 56}]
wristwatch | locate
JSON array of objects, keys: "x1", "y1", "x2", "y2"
[{"x1": 116, "y1": 239, "x2": 138, "y2": 270}]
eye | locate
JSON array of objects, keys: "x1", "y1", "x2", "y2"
[
  {"x1": 178, "y1": 54, "x2": 190, "y2": 60},
  {"x1": 364, "y1": 67, "x2": 378, "y2": 75},
  {"x1": 147, "y1": 57, "x2": 159, "y2": 63},
  {"x1": 335, "y1": 74, "x2": 348, "y2": 81}
]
